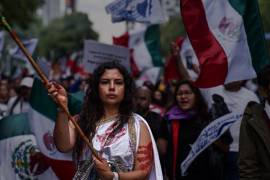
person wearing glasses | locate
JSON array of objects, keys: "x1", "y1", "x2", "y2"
[{"x1": 157, "y1": 80, "x2": 228, "y2": 180}]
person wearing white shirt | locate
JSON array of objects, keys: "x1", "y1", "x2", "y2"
[
  {"x1": 7, "y1": 77, "x2": 34, "y2": 115},
  {"x1": 201, "y1": 80, "x2": 260, "y2": 180}
]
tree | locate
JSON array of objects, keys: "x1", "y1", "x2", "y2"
[
  {"x1": 160, "y1": 16, "x2": 186, "y2": 57},
  {"x1": 38, "y1": 12, "x2": 99, "y2": 60},
  {"x1": 0, "y1": 0, "x2": 44, "y2": 29}
]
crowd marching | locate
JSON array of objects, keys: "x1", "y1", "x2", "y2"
[{"x1": 1, "y1": 0, "x2": 270, "y2": 179}]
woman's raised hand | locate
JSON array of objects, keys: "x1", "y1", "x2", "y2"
[{"x1": 47, "y1": 82, "x2": 68, "y2": 109}]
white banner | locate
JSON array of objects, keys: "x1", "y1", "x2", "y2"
[
  {"x1": 181, "y1": 112, "x2": 242, "y2": 176},
  {"x1": 83, "y1": 40, "x2": 130, "y2": 73}
]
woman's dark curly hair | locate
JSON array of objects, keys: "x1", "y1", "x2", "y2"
[
  {"x1": 73, "y1": 61, "x2": 135, "y2": 161},
  {"x1": 173, "y1": 80, "x2": 209, "y2": 120}
]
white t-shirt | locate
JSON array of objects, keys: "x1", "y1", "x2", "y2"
[
  {"x1": 201, "y1": 86, "x2": 260, "y2": 152},
  {"x1": 7, "y1": 96, "x2": 31, "y2": 115},
  {"x1": 0, "y1": 102, "x2": 8, "y2": 119}
]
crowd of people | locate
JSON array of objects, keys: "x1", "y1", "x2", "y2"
[{"x1": 0, "y1": 60, "x2": 270, "y2": 180}]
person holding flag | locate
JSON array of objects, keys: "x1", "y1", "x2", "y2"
[{"x1": 47, "y1": 61, "x2": 163, "y2": 180}]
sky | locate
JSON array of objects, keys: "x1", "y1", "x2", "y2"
[{"x1": 76, "y1": 0, "x2": 126, "y2": 44}]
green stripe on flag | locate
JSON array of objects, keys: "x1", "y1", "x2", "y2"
[
  {"x1": 30, "y1": 79, "x2": 84, "y2": 122},
  {"x1": 228, "y1": 0, "x2": 270, "y2": 72},
  {"x1": 0, "y1": 113, "x2": 32, "y2": 140},
  {"x1": 144, "y1": 25, "x2": 163, "y2": 67}
]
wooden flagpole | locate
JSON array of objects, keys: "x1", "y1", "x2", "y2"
[{"x1": 0, "y1": 16, "x2": 100, "y2": 160}]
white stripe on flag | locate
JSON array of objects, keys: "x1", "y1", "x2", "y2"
[
  {"x1": 129, "y1": 24, "x2": 153, "y2": 71},
  {"x1": 28, "y1": 109, "x2": 73, "y2": 160},
  {"x1": 202, "y1": 0, "x2": 256, "y2": 83}
]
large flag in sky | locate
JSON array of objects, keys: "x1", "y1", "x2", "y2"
[
  {"x1": 28, "y1": 79, "x2": 84, "y2": 179},
  {"x1": 106, "y1": 0, "x2": 166, "y2": 24},
  {"x1": 9, "y1": 38, "x2": 38, "y2": 62},
  {"x1": 113, "y1": 24, "x2": 163, "y2": 77},
  {"x1": 0, "y1": 113, "x2": 57, "y2": 180},
  {"x1": 180, "y1": 0, "x2": 270, "y2": 88}
]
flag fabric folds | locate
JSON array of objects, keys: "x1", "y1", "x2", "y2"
[
  {"x1": 0, "y1": 113, "x2": 58, "y2": 180},
  {"x1": 113, "y1": 24, "x2": 163, "y2": 77},
  {"x1": 106, "y1": 0, "x2": 166, "y2": 24},
  {"x1": 180, "y1": 0, "x2": 270, "y2": 88},
  {"x1": 28, "y1": 79, "x2": 84, "y2": 179}
]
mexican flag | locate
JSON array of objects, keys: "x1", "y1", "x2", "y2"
[
  {"x1": 113, "y1": 24, "x2": 163, "y2": 77},
  {"x1": 180, "y1": 0, "x2": 270, "y2": 88},
  {"x1": 28, "y1": 79, "x2": 84, "y2": 179},
  {"x1": 0, "y1": 113, "x2": 57, "y2": 180}
]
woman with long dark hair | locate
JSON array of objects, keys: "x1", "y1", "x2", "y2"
[{"x1": 48, "y1": 61, "x2": 162, "y2": 180}]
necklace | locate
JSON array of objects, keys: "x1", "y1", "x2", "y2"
[{"x1": 96, "y1": 114, "x2": 119, "y2": 127}]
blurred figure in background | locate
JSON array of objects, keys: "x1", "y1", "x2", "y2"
[
  {"x1": 239, "y1": 65, "x2": 270, "y2": 180},
  {"x1": 158, "y1": 80, "x2": 226, "y2": 180},
  {"x1": 201, "y1": 80, "x2": 260, "y2": 180},
  {"x1": 0, "y1": 82, "x2": 10, "y2": 119},
  {"x1": 7, "y1": 76, "x2": 34, "y2": 115},
  {"x1": 134, "y1": 86, "x2": 163, "y2": 141}
]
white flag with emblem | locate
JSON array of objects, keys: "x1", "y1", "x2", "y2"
[
  {"x1": 106, "y1": 0, "x2": 166, "y2": 24},
  {"x1": 9, "y1": 38, "x2": 38, "y2": 62}
]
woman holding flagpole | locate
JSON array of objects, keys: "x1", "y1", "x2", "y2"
[{"x1": 47, "y1": 61, "x2": 162, "y2": 180}]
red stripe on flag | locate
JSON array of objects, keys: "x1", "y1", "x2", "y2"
[
  {"x1": 44, "y1": 156, "x2": 76, "y2": 180},
  {"x1": 113, "y1": 32, "x2": 140, "y2": 77},
  {"x1": 180, "y1": 0, "x2": 228, "y2": 88}
]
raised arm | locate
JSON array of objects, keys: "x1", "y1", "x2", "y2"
[
  {"x1": 171, "y1": 42, "x2": 191, "y2": 81},
  {"x1": 47, "y1": 82, "x2": 77, "y2": 152}
]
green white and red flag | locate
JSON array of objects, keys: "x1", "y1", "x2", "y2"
[
  {"x1": 0, "y1": 113, "x2": 58, "y2": 180},
  {"x1": 28, "y1": 79, "x2": 84, "y2": 179},
  {"x1": 113, "y1": 24, "x2": 163, "y2": 78},
  {"x1": 180, "y1": 0, "x2": 270, "y2": 88}
]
